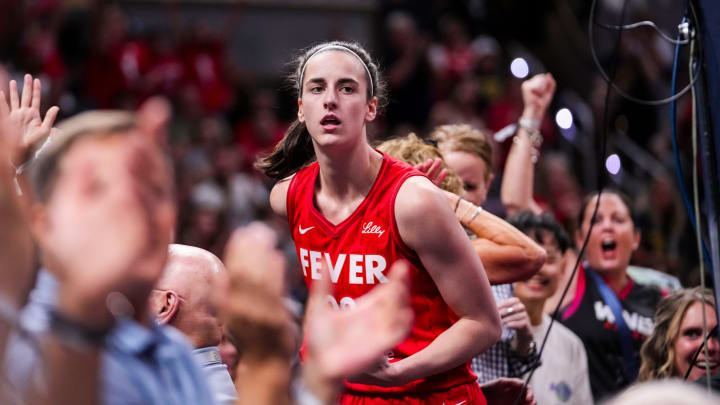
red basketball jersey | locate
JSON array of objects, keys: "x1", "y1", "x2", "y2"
[{"x1": 287, "y1": 152, "x2": 477, "y2": 394}]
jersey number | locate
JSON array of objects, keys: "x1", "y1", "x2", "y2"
[{"x1": 325, "y1": 295, "x2": 357, "y2": 310}]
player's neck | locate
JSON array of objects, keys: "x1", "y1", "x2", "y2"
[{"x1": 315, "y1": 143, "x2": 382, "y2": 202}]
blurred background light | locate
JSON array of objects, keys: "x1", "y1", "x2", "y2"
[
  {"x1": 555, "y1": 108, "x2": 573, "y2": 130},
  {"x1": 510, "y1": 57, "x2": 529, "y2": 79},
  {"x1": 606, "y1": 154, "x2": 621, "y2": 175}
]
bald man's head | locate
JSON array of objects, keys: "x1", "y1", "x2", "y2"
[{"x1": 150, "y1": 244, "x2": 226, "y2": 348}]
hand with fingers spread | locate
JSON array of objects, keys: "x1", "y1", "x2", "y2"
[
  {"x1": 520, "y1": 73, "x2": 556, "y2": 122},
  {"x1": 303, "y1": 260, "x2": 413, "y2": 399},
  {"x1": 498, "y1": 297, "x2": 535, "y2": 357},
  {"x1": 480, "y1": 377, "x2": 537, "y2": 405},
  {"x1": 0, "y1": 74, "x2": 59, "y2": 165},
  {"x1": 413, "y1": 158, "x2": 448, "y2": 188}
]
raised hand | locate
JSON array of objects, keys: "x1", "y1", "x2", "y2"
[
  {"x1": 0, "y1": 74, "x2": 59, "y2": 163},
  {"x1": 520, "y1": 73, "x2": 556, "y2": 121}
]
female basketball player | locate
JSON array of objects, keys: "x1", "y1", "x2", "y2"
[{"x1": 259, "y1": 41, "x2": 501, "y2": 404}]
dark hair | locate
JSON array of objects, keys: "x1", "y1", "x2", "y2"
[
  {"x1": 508, "y1": 210, "x2": 571, "y2": 253},
  {"x1": 255, "y1": 41, "x2": 386, "y2": 180},
  {"x1": 576, "y1": 189, "x2": 636, "y2": 230}
]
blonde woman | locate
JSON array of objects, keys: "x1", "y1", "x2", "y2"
[{"x1": 639, "y1": 287, "x2": 719, "y2": 382}]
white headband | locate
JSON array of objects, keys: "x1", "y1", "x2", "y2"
[{"x1": 298, "y1": 45, "x2": 374, "y2": 98}]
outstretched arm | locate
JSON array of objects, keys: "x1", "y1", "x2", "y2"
[
  {"x1": 500, "y1": 73, "x2": 555, "y2": 217},
  {"x1": 444, "y1": 191, "x2": 545, "y2": 284},
  {"x1": 0, "y1": 107, "x2": 35, "y2": 372},
  {"x1": 0, "y1": 74, "x2": 58, "y2": 367},
  {"x1": 353, "y1": 176, "x2": 501, "y2": 386}
]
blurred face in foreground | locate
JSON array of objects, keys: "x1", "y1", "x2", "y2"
[{"x1": 33, "y1": 131, "x2": 176, "y2": 307}]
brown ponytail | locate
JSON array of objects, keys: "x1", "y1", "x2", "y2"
[
  {"x1": 255, "y1": 40, "x2": 386, "y2": 180},
  {"x1": 255, "y1": 120, "x2": 315, "y2": 180}
]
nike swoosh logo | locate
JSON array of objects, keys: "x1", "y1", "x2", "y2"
[{"x1": 298, "y1": 225, "x2": 314, "y2": 235}]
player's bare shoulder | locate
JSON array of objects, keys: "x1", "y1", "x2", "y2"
[
  {"x1": 395, "y1": 176, "x2": 445, "y2": 216},
  {"x1": 394, "y1": 176, "x2": 451, "y2": 248},
  {"x1": 269, "y1": 175, "x2": 294, "y2": 217}
]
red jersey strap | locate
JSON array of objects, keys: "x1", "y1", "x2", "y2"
[{"x1": 286, "y1": 162, "x2": 318, "y2": 232}]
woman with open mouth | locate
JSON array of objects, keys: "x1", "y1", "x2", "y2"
[{"x1": 558, "y1": 190, "x2": 664, "y2": 401}]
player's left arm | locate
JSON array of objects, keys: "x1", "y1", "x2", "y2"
[{"x1": 356, "y1": 176, "x2": 501, "y2": 386}]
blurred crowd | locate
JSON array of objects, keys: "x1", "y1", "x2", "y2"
[
  {"x1": 1, "y1": 1, "x2": 719, "y2": 405},
  {"x1": 0, "y1": 1, "x2": 701, "y2": 287}
]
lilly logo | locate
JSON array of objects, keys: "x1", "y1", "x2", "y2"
[{"x1": 361, "y1": 221, "x2": 385, "y2": 238}]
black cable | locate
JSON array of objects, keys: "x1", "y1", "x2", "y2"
[
  {"x1": 511, "y1": 0, "x2": 628, "y2": 402},
  {"x1": 588, "y1": 0, "x2": 701, "y2": 106}
]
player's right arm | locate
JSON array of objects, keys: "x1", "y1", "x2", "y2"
[
  {"x1": 269, "y1": 176, "x2": 293, "y2": 218},
  {"x1": 351, "y1": 176, "x2": 501, "y2": 387}
]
